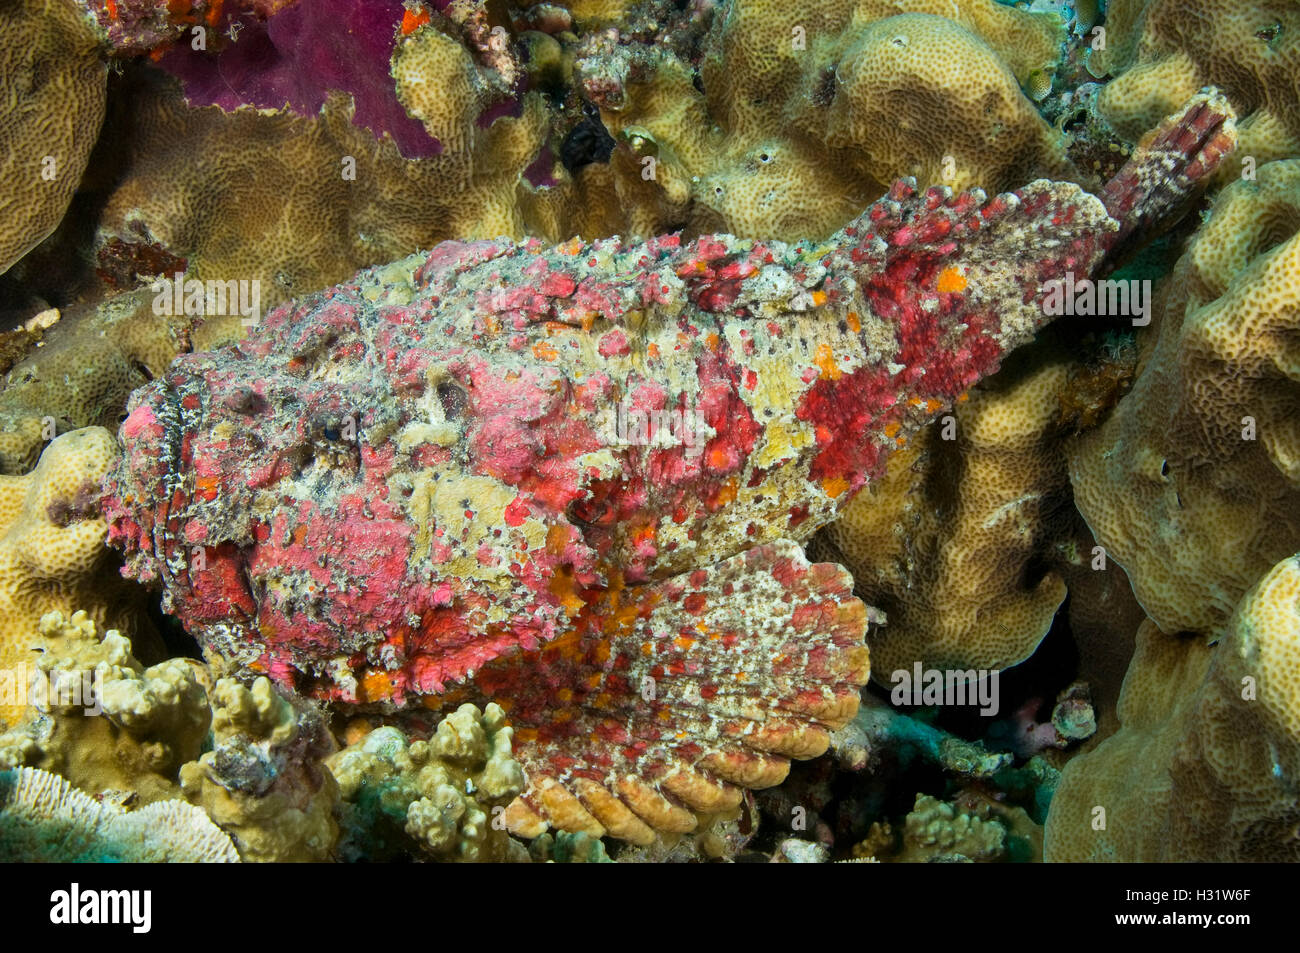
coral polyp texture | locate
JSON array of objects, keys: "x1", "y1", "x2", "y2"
[
  {"x1": 99, "y1": 91, "x2": 1233, "y2": 842},
  {"x1": 1070, "y1": 159, "x2": 1300, "y2": 638},
  {"x1": 1046, "y1": 555, "x2": 1300, "y2": 862}
]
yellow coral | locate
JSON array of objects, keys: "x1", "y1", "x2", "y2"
[
  {"x1": 0, "y1": 0, "x2": 107, "y2": 274},
  {"x1": 1045, "y1": 556, "x2": 1300, "y2": 861},
  {"x1": 0, "y1": 428, "x2": 159, "y2": 726},
  {"x1": 179, "y1": 677, "x2": 340, "y2": 862},
  {"x1": 0, "y1": 611, "x2": 209, "y2": 804},
  {"x1": 0, "y1": 288, "x2": 190, "y2": 474},
  {"x1": 1069, "y1": 160, "x2": 1300, "y2": 638},
  {"x1": 818, "y1": 345, "x2": 1074, "y2": 677},
  {"x1": 588, "y1": 0, "x2": 1071, "y2": 241},
  {"x1": 97, "y1": 73, "x2": 550, "y2": 331},
  {"x1": 1094, "y1": 0, "x2": 1300, "y2": 181},
  {"x1": 816, "y1": 14, "x2": 1073, "y2": 193},
  {"x1": 392, "y1": 25, "x2": 486, "y2": 153},
  {"x1": 328, "y1": 703, "x2": 525, "y2": 862}
]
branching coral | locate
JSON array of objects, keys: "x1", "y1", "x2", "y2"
[
  {"x1": 0, "y1": 611, "x2": 208, "y2": 804},
  {"x1": 328, "y1": 704, "x2": 525, "y2": 861},
  {"x1": 179, "y1": 677, "x2": 340, "y2": 861}
]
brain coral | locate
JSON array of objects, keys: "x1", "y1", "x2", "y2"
[
  {"x1": 1069, "y1": 159, "x2": 1300, "y2": 638},
  {"x1": 1045, "y1": 555, "x2": 1300, "y2": 862},
  {"x1": 1094, "y1": 0, "x2": 1300, "y2": 180},
  {"x1": 0, "y1": 0, "x2": 107, "y2": 275},
  {"x1": 0, "y1": 428, "x2": 159, "y2": 726},
  {"x1": 814, "y1": 341, "x2": 1076, "y2": 678}
]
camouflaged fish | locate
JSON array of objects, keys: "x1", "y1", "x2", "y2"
[{"x1": 102, "y1": 92, "x2": 1234, "y2": 842}]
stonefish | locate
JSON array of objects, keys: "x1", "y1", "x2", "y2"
[{"x1": 103, "y1": 93, "x2": 1234, "y2": 842}]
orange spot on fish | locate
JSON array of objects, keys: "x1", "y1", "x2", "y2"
[
  {"x1": 821, "y1": 475, "x2": 850, "y2": 499},
  {"x1": 937, "y1": 266, "x2": 968, "y2": 294},
  {"x1": 814, "y1": 343, "x2": 842, "y2": 381}
]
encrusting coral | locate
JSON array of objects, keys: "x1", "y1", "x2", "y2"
[
  {"x1": 0, "y1": 611, "x2": 208, "y2": 805},
  {"x1": 328, "y1": 704, "x2": 526, "y2": 862},
  {"x1": 0, "y1": 765, "x2": 239, "y2": 862},
  {"x1": 0, "y1": 428, "x2": 159, "y2": 726},
  {"x1": 1069, "y1": 159, "x2": 1300, "y2": 639},
  {"x1": 1045, "y1": 555, "x2": 1300, "y2": 862},
  {"x1": 0, "y1": 0, "x2": 107, "y2": 275},
  {"x1": 179, "y1": 677, "x2": 341, "y2": 862}
]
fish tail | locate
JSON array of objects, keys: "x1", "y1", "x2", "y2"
[{"x1": 1100, "y1": 87, "x2": 1238, "y2": 259}]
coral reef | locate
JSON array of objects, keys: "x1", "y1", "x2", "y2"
[
  {"x1": 95, "y1": 71, "x2": 551, "y2": 321},
  {"x1": 97, "y1": 95, "x2": 1233, "y2": 841},
  {"x1": 179, "y1": 677, "x2": 340, "y2": 862},
  {"x1": 1045, "y1": 555, "x2": 1300, "y2": 862},
  {"x1": 0, "y1": 0, "x2": 1284, "y2": 868},
  {"x1": 0, "y1": 611, "x2": 208, "y2": 804},
  {"x1": 854, "y1": 790, "x2": 1041, "y2": 863},
  {"x1": 1093, "y1": 0, "x2": 1299, "y2": 182},
  {"x1": 1070, "y1": 159, "x2": 1300, "y2": 638},
  {"x1": 328, "y1": 704, "x2": 526, "y2": 862},
  {"x1": 0, "y1": 428, "x2": 159, "y2": 725},
  {"x1": 0, "y1": 765, "x2": 239, "y2": 862},
  {"x1": 0, "y1": 288, "x2": 193, "y2": 474},
  {"x1": 814, "y1": 340, "x2": 1077, "y2": 679}
]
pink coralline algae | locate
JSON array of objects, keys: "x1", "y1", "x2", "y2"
[{"x1": 101, "y1": 93, "x2": 1234, "y2": 838}]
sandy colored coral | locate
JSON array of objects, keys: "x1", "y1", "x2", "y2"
[
  {"x1": 179, "y1": 677, "x2": 340, "y2": 862},
  {"x1": 855, "y1": 789, "x2": 1040, "y2": 862},
  {"x1": 1094, "y1": 0, "x2": 1300, "y2": 181},
  {"x1": 0, "y1": 0, "x2": 107, "y2": 275},
  {"x1": 0, "y1": 611, "x2": 208, "y2": 804},
  {"x1": 816, "y1": 343, "x2": 1075, "y2": 678},
  {"x1": 0, "y1": 288, "x2": 192, "y2": 474},
  {"x1": 812, "y1": 13, "x2": 1074, "y2": 194},
  {"x1": 0, "y1": 765, "x2": 239, "y2": 862},
  {"x1": 328, "y1": 703, "x2": 525, "y2": 862},
  {"x1": 1070, "y1": 160, "x2": 1300, "y2": 638},
  {"x1": 96, "y1": 62, "x2": 551, "y2": 330},
  {"x1": 0, "y1": 428, "x2": 158, "y2": 726},
  {"x1": 582, "y1": 0, "x2": 1072, "y2": 241},
  {"x1": 1046, "y1": 555, "x2": 1300, "y2": 861}
]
